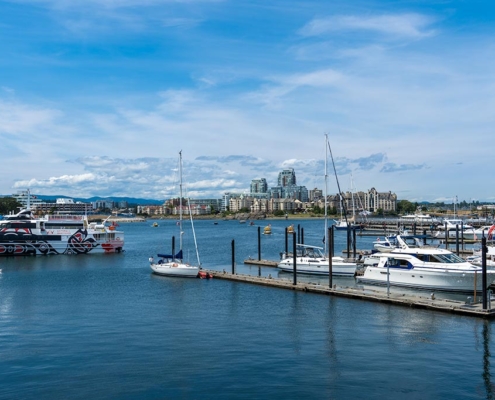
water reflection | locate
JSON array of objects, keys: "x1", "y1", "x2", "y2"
[{"x1": 482, "y1": 321, "x2": 494, "y2": 399}]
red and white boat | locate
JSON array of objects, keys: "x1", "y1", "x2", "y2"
[{"x1": 0, "y1": 209, "x2": 124, "y2": 256}]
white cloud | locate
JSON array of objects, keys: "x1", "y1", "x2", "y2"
[
  {"x1": 13, "y1": 173, "x2": 97, "y2": 189},
  {"x1": 300, "y1": 13, "x2": 436, "y2": 39},
  {"x1": 0, "y1": 100, "x2": 62, "y2": 136}
]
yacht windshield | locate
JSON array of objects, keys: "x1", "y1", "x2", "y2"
[
  {"x1": 431, "y1": 253, "x2": 466, "y2": 263},
  {"x1": 298, "y1": 247, "x2": 323, "y2": 258}
]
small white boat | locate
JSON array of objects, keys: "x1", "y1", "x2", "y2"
[
  {"x1": 372, "y1": 236, "x2": 396, "y2": 252},
  {"x1": 278, "y1": 244, "x2": 357, "y2": 276},
  {"x1": 150, "y1": 151, "x2": 200, "y2": 278},
  {"x1": 400, "y1": 214, "x2": 438, "y2": 224},
  {"x1": 358, "y1": 235, "x2": 495, "y2": 292},
  {"x1": 433, "y1": 219, "x2": 474, "y2": 239},
  {"x1": 462, "y1": 225, "x2": 495, "y2": 240},
  {"x1": 334, "y1": 219, "x2": 355, "y2": 230}
]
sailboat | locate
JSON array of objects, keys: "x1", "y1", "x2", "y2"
[
  {"x1": 277, "y1": 134, "x2": 357, "y2": 276},
  {"x1": 150, "y1": 151, "x2": 200, "y2": 278},
  {"x1": 333, "y1": 193, "x2": 350, "y2": 230},
  {"x1": 333, "y1": 172, "x2": 359, "y2": 232}
]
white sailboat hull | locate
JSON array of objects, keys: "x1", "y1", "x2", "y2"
[
  {"x1": 277, "y1": 257, "x2": 357, "y2": 276},
  {"x1": 150, "y1": 262, "x2": 199, "y2": 278}
]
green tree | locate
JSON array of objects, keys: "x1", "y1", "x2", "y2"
[
  {"x1": 396, "y1": 200, "x2": 416, "y2": 214},
  {"x1": 0, "y1": 197, "x2": 23, "y2": 215}
]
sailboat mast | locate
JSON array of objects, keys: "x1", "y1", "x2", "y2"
[
  {"x1": 328, "y1": 141, "x2": 349, "y2": 226},
  {"x1": 179, "y1": 150, "x2": 183, "y2": 253},
  {"x1": 27, "y1": 188, "x2": 31, "y2": 211},
  {"x1": 324, "y1": 134, "x2": 328, "y2": 257},
  {"x1": 350, "y1": 173, "x2": 356, "y2": 221}
]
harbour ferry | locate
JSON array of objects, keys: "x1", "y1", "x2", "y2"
[{"x1": 0, "y1": 208, "x2": 124, "y2": 256}]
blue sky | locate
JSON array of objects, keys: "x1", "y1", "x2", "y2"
[{"x1": 1, "y1": 0, "x2": 494, "y2": 202}]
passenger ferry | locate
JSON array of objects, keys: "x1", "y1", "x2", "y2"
[{"x1": 0, "y1": 209, "x2": 124, "y2": 256}]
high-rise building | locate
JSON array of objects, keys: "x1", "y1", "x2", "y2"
[
  {"x1": 250, "y1": 178, "x2": 268, "y2": 194},
  {"x1": 277, "y1": 169, "x2": 296, "y2": 187}
]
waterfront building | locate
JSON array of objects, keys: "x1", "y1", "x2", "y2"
[
  {"x1": 221, "y1": 193, "x2": 232, "y2": 212},
  {"x1": 251, "y1": 198, "x2": 269, "y2": 213},
  {"x1": 278, "y1": 169, "x2": 296, "y2": 187},
  {"x1": 269, "y1": 198, "x2": 299, "y2": 213},
  {"x1": 35, "y1": 198, "x2": 92, "y2": 214},
  {"x1": 170, "y1": 204, "x2": 211, "y2": 215},
  {"x1": 117, "y1": 201, "x2": 129, "y2": 209},
  {"x1": 222, "y1": 168, "x2": 397, "y2": 215},
  {"x1": 92, "y1": 200, "x2": 117, "y2": 211},
  {"x1": 229, "y1": 195, "x2": 253, "y2": 213},
  {"x1": 137, "y1": 205, "x2": 167, "y2": 215},
  {"x1": 189, "y1": 198, "x2": 222, "y2": 213},
  {"x1": 309, "y1": 188, "x2": 323, "y2": 202},
  {"x1": 250, "y1": 178, "x2": 268, "y2": 194},
  {"x1": 364, "y1": 188, "x2": 397, "y2": 213},
  {"x1": 285, "y1": 185, "x2": 309, "y2": 202},
  {"x1": 12, "y1": 190, "x2": 42, "y2": 209}
]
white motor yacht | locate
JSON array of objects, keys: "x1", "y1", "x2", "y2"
[{"x1": 358, "y1": 235, "x2": 495, "y2": 292}]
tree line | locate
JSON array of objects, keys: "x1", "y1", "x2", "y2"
[{"x1": 0, "y1": 197, "x2": 23, "y2": 215}]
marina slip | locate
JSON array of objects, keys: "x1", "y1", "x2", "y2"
[{"x1": 0, "y1": 219, "x2": 494, "y2": 399}]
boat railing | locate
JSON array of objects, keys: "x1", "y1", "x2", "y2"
[{"x1": 47, "y1": 214, "x2": 84, "y2": 221}]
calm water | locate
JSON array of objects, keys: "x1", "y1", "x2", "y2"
[{"x1": 0, "y1": 219, "x2": 494, "y2": 399}]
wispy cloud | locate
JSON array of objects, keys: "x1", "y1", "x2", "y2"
[
  {"x1": 299, "y1": 13, "x2": 437, "y2": 39},
  {"x1": 380, "y1": 163, "x2": 427, "y2": 173},
  {"x1": 247, "y1": 68, "x2": 344, "y2": 106},
  {"x1": 0, "y1": 100, "x2": 62, "y2": 136}
]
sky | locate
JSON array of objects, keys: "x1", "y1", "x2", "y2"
[{"x1": 1, "y1": 0, "x2": 494, "y2": 203}]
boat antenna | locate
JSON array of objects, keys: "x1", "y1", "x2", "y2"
[{"x1": 327, "y1": 140, "x2": 349, "y2": 226}]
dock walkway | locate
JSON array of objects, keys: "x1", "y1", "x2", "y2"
[{"x1": 207, "y1": 270, "x2": 495, "y2": 319}]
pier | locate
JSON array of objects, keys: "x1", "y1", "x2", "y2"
[{"x1": 206, "y1": 270, "x2": 495, "y2": 319}]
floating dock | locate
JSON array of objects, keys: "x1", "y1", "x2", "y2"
[
  {"x1": 244, "y1": 259, "x2": 278, "y2": 267},
  {"x1": 207, "y1": 270, "x2": 495, "y2": 319}
]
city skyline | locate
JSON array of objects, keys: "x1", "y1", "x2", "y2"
[{"x1": 1, "y1": 1, "x2": 494, "y2": 202}]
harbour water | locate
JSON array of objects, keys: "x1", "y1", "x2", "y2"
[{"x1": 0, "y1": 219, "x2": 494, "y2": 399}]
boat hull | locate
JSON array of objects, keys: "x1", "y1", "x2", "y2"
[
  {"x1": 151, "y1": 262, "x2": 199, "y2": 278},
  {"x1": 0, "y1": 237, "x2": 124, "y2": 256},
  {"x1": 277, "y1": 258, "x2": 357, "y2": 276},
  {"x1": 357, "y1": 267, "x2": 495, "y2": 292}
]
